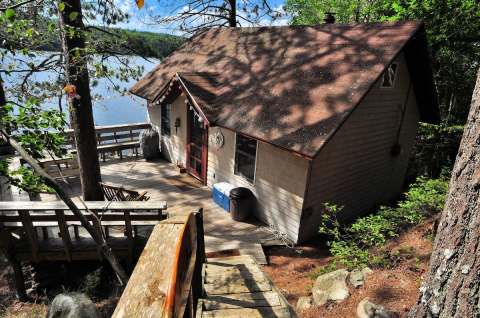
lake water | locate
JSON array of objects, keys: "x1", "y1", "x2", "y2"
[{"x1": 3, "y1": 54, "x2": 158, "y2": 126}]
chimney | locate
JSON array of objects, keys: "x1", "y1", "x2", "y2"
[{"x1": 324, "y1": 12, "x2": 336, "y2": 24}]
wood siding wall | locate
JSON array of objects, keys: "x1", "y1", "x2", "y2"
[
  {"x1": 148, "y1": 97, "x2": 188, "y2": 166},
  {"x1": 299, "y1": 52, "x2": 421, "y2": 243},
  {"x1": 207, "y1": 127, "x2": 309, "y2": 242}
]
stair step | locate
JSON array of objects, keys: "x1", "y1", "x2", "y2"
[
  {"x1": 202, "y1": 306, "x2": 293, "y2": 318},
  {"x1": 203, "y1": 291, "x2": 282, "y2": 310}
]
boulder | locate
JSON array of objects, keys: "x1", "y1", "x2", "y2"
[
  {"x1": 46, "y1": 293, "x2": 100, "y2": 318},
  {"x1": 357, "y1": 298, "x2": 398, "y2": 318},
  {"x1": 140, "y1": 128, "x2": 160, "y2": 160},
  {"x1": 349, "y1": 267, "x2": 373, "y2": 288},
  {"x1": 362, "y1": 267, "x2": 373, "y2": 276},
  {"x1": 312, "y1": 269, "x2": 350, "y2": 306},
  {"x1": 296, "y1": 296, "x2": 313, "y2": 311}
]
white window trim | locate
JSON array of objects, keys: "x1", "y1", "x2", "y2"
[
  {"x1": 233, "y1": 132, "x2": 258, "y2": 185},
  {"x1": 380, "y1": 63, "x2": 399, "y2": 89}
]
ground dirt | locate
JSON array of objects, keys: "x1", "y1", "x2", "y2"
[
  {"x1": 263, "y1": 218, "x2": 435, "y2": 318},
  {"x1": 0, "y1": 258, "x2": 121, "y2": 318}
]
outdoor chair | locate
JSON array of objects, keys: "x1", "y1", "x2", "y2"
[{"x1": 99, "y1": 182, "x2": 150, "y2": 201}]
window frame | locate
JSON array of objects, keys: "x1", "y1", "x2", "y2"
[
  {"x1": 234, "y1": 133, "x2": 258, "y2": 184},
  {"x1": 380, "y1": 63, "x2": 398, "y2": 89},
  {"x1": 161, "y1": 103, "x2": 172, "y2": 136}
]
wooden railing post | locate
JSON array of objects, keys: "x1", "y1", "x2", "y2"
[
  {"x1": 123, "y1": 210, "x2": 134, "y2": 267},
  {"x1": 192, "y1": 208, "x2": 205, "y2": 313},
  {"x1": 19, "y1": 210, "x2": 39, "y2": 262},
  {"x1": 55, "y1": 209, "x2": 73, "y2": 262}
]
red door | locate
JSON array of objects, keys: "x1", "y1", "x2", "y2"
[{"x1": 186, "y1": 106, "x2": 207, "y2": 183}]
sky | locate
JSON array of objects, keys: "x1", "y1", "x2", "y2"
[{"x1": 111, "y1": 0, "x2": 289, "y2": 35}]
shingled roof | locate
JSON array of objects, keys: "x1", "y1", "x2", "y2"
[{"x1": 131, "y1": 21, "x2": 438, "y2": 158}]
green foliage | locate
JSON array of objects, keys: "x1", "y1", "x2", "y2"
[
  {"x1": 317, "y1": 177, "x2": 448, "y2": 271},
  {"x1": 0, "y1": 98, "x2": 66, "y2": 193},
  {"x1": 409, "y1": 123, "x2": 463, "y2": 178},
  {"x1": 285, "y1": 0, "x2": 389, "y2": 24}
]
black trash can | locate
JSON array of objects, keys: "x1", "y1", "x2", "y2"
[{"x1": 229, "y1": 187, "x2": 254, "y2": 221}]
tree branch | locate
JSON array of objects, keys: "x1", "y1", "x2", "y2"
[{"x1": 0, "y1": 0, "x2": 36, "y2": 11}]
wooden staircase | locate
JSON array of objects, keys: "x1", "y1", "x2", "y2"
[{"x1": 197, "y1": 255, "x2": 297, "y2": 318}]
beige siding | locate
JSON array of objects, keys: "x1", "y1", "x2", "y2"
[
  {"x1": 299, "y1": 52, "x2": 421, "y2": 242},
  {"x1": 207, "y1": 127, "x2": 309, "y2": 242},
  {"x1": 148, "y1": 96, "x2": 188, "y2": 166}
]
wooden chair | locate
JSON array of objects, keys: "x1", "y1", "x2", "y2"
[{"x1": 99, "y1": 182, "x2": 150, "y2": 201}]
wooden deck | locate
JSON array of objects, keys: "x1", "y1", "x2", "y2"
[
  {"x1": 198, "y1": 255, "x2": 296, "y2": 318},
  {"x1": 38, "y1": 157, "x2": 278, "y2": 263}
]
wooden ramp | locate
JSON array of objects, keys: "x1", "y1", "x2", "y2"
[{"x1": 197, "y1": 255, "x2": 296, "y2": 318}]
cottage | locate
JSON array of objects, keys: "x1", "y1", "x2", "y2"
[{"x1": 130, "y1": 21, "x2": 439, "y2": 243}]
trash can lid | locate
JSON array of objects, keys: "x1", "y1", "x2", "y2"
[
  {"x1": 230, "y1": 187, "x2": 254, "y2": 199},
  {"x1": 213, "y1": 182, "x2": 235, "y2": 195}
]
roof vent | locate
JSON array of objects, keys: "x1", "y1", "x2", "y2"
[{"x1": 324, "y1": 12, "x2": 336, "y2": 24}]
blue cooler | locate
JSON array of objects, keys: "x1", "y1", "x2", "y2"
[{"x1": 212, "y1": 182, "x2": 234, "y2": 212}]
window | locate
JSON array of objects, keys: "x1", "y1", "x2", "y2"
[
  {"x1": 161, "y1": 104, "x2": 171, "y2": 136},
  {"x1": 381, "y1": 63, "x2": 398, "y2": 88},
  {"x1": 234, "y1": 134, "x2": 257, "y2": 183}
]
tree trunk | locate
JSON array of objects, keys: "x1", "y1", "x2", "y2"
[
  {"x1": 58, "y1": 0, "x2": 103, "y2": 200},
  {"x1": 0, "y1": 74, "x2": 6, "y2": 106},
  {"x1": 409, "y1": 69, "x2": 480, "y2": 317},
  {"x1": 228, "y1": 0, "x2": 236, "y2": 26}
]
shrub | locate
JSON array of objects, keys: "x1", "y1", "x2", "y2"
[{"x1": 317, "y1": 176, "x2": 448, "y2": 272}]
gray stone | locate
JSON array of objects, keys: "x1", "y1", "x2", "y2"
[
  {"x1": 46, "y1": 293, "x2": 100, "y2": 318},
  {"x1": 140, "y1": 128, "x2": 160, "y2": 160},
  {"x1": 362, "y1": 267, "x2": 373, "y2": 276},
  {"x1": 357, "y1": 298, "x2": 398, "y2": 318},
  {"x1": 312, "y1": 269, "x2": 350, "y2": 306},
  {"x1": 349, "y1": 270, "x2": 365, "y2": 288},
  {"x1": 350, "y1": 267, "x2": 372, "y2": 288},
  {"x1": 296, "y1": 296, "x2": 313, "y2": 311}
]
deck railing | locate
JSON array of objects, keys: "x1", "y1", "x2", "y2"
[
  {"x1": 64, "y1": 122, "x2": 151, "y2": 160},
  {"x1": 30, "y1": 122, "x2": 151, "y2": 180},
  {"x1": 0, "y1": 201, "x2": 167, "y2": 300},
  {"x1": 0, "y1": 201, "x2": 167, "y2": 262},
  {"x1": 113, "y1": 209, "x2": 205, "y2": 318}
]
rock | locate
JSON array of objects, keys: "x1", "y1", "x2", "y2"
[
  {"x1": 350, "y1": 267, "x2": 373, "y2": 288},
  {"x1": 296, "y1": 296, "x2": 313, "y2": 311},
  {"x1": 349, "y1": 270, "x2": 364, "y2": 288},
  {"x1": 46, "y1": 293, "x2": 100, "y2": 318},
  {"x1": 312, "y1": 269, "x2": 350, "y2": 306},
  {"x1": 140, "y1": 128, "x2": 160, "y2": 160},
  {"x1": 357, "y1": 298, "x2": 398, "y2": 318},
  {"x1": 362, "y1": 267, "x2": 373, "y2": 276}
]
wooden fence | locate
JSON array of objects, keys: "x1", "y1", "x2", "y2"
[{"x1": 113, "y1": 209, "x2": 205, "y2": 318}]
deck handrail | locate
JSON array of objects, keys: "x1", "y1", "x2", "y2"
[
  {"x1": 64, "y1": 122, "x2": 150, "y2": 135},
  {"x1": 164, "y1": 212, "x2": 197, "y2": 318},
  {"x1": 0, "y1": 201, "x2": 166, "y2": 211},
  {"x1": 112, "y1": 209, "x2": 205, "y2": 318}
]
